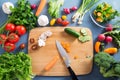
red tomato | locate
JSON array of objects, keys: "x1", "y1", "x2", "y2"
[
  {"x1": 5, "y1": 23, "x2": 15, "y2": 32},
  {"x1": 8, "y1": 33, "x2": 20, "y2": 43},
  {"x1": 4, "y1": 42, "x2": 16, "y2": 52},
  {"x1": 56, "y1": 18, "x2": 62, "y2": 24},
  {"x1": 61, "y1": 20, "x2": 69, "y2": 26},
  {"x1": 0, "y1": 34, "x2": 7, "y2": 44},
  {"x1": 15, "y1": 25, "x2": 26, "y2": 36}
]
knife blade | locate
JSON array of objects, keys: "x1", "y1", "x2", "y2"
[{"x1": 55, "y1": 40, "x2": 79, "y2": 80}]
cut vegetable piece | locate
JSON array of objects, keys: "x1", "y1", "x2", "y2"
[
  {"x1": 44, "y1": 56, "x2": 59, "y2": 71},
  {"x1": 80, "y1": 28, "x2": 87, "y2": 36},
  {"x1": 61, "y1": 42, "x2": 70, "y2": 53},
  {"x1": 64, "y1": 28, "x2": 80, "y2": 38},
  {"x1": 78, "y1": 36, "x2": 91, "y2": 43},
  {"x1": 80, "y1": 28, "x2": 87, "y2": 34}
]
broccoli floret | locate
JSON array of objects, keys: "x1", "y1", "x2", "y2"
[
  {"x1": 94, "y1": 52, "x2": 115, "y2": 69},
  {"x1": 94, "y1": 52, "x2": 120, "y2": 78},
  {"x1": 103, "y1": 62, "x2": 120, "y2": 77}
]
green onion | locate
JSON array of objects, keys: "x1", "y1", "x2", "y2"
[{"x1": 72, "y1": 0, "x2": 99, "y2": 24}]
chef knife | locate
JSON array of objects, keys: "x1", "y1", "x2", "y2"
[{"x1": 55, "y1": 40, "x2": 79, "y2": 80}]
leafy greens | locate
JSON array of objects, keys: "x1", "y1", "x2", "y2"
[
  {"x1": 0, "y1": 52, "x2": 32, "y2": 80},
  {"x1": 48, "y1": 0, "x2": 64, "y2": 18}
]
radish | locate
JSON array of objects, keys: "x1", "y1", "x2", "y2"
[
  {"x1": 63, "y1": 8, "x2": 70, "y2": 14},
  {"x1": 70, "y1": 6, "x2": 77, "y2": 11},
  {"x1": 106, "y1": 24, "x2": 113, "y2": 27},
  {"x1": 105, "y1": 26, "x2": 113, "y2": 32},
  {"x1": 31, "y1": 4, "x2": 37, "y2": 10},
  {"x1": 105, "y1": 36, "x2": 112, "y2": 43},
  {"x1": 97, "y1": 34, "x2": 105, "y2": 41},
  {"x1": 105, "y1": 24, "x2": 113, "y2": 32}
]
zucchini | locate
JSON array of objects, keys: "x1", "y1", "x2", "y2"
[{"x1": 64, "y1": 28, "x2": 80, "y2": 38}]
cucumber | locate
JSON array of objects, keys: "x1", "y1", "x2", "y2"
[
  {"x1": 80, "y1": 28, "x2": 87, "y2": 36},
  {"x1": 64, "y1": 28, "x2": 80, "y2": 38},
  {"x1": 78, "y1": 35, "x2": 91, "y2": 43}
]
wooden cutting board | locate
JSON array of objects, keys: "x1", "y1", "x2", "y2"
[{"x1": 28, "y1": 27, "x2": 93, "y2": 76}]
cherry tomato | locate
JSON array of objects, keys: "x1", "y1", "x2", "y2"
[
  {"x1": 4, "y1": 42, "x2": 16, "y2": 52},
  {"x1": 19, "y1": 43, "x2": 25, "y2": 49},
  {"x1": 8, "y1": 33, "x2": 20, "y2": 43},
  {"x1": 61, "y1": 20, "x2": 69, "y2": 26},
  {"x1": 5, "y1": 23, "x2": 15, "y2": 32},
  {"x1": 0, "y1": 34, "x2": 7, "y2": 44},
  {"x1": 56, "y1": 18, "x2": 62, "y2": 24},
  {"x1": 15, "y1": 25, "x2": 26, "y2": 36}
]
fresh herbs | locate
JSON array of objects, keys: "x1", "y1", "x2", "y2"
[
  {"x1": 10, "y1": 0, "x2": 37, "y2": 30},
  {"x1": 0, "y1": 52, "x2": 32, "y2": 80},
  {"x1": 72, "y1": 0, "x2": 99, "y2": 24},
  {"x1": 93, "y1": 2, "x2": 119, "y2": 23},
  {"x1": 0, "y1": 0, "x2": 37, "y2": 33},
  {"x1": 48, "y1": 0, "x2": 64, "y2": 18}
]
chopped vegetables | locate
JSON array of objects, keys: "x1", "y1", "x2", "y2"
[
  {"x1": 72, "y1": 0, "x2": 99, "y2": 24},
  {"x1": 44, "y1": 56, "x2": 59, "y2": 71},
  {"x1": 78, "y1": 35, "x2": 91, "y2": 43},
  {"x1": 29, "y1": 38, "x2": 35, "y2": 44},
  {"x1": 104, "y1": 47, "x2": 118, "y2": 54},
  {"x1": 61, "y1": 42, "x2": 70, "y2": 53},
  {"x1": 37, "y1": 15, "x2": 49, "y2": 26},
  {"x1": 0, "y1": 52, "x2": 32, "y2": 80},
  {"x1": 31, "y1": 44, "x2": 38, "y2": 50},
  {"x1": 93, "y1": 2, "x2": 119, "y2": 23},
  {"x1": 38, "y1": 30, "x2": 52, "y2": 47},
  {"x1": 35, "y1": 0, "x2": 47, "y2": 16},
  {"x1": 78, "y1": 28, "x2": 91, "y2": 43},
  {"x1": 48, "y1": 0, "x2": 64, "y2": 18}
]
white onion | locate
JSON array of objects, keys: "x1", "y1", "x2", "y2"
[{"x1": 2, "y1": 2, "x2": 14, "y2": 14}]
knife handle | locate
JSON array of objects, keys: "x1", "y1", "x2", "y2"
[{"x1": 68, "y1": 66, "x2": 79, "y2": 80}]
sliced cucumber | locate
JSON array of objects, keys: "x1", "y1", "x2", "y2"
[
  {"x1": 80, "y1": 28, "x2": 87, "y2": 36},
  {"x1": 64, "y1": 28, "x2": 80, "y2": 38},
  {"x1": 78, "y1": 35, "x2": 91, "y2": 43}
]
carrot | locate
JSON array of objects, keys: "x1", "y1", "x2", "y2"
[
  {"x1": 95, "y1": 41, "x2": 101, "y2": 53},
  {"x1": 44, "y1": 56, "x2": 59, "y2": 71},
  {"x1": 104, "y1": 47, "x2": 118, "y2": 54},
  {"x1": 35, "y1": 0, "x2": 47, "y2": 16},
  {"x1": 61, "y1": 42, "x2": 70, "y2": 53}
]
